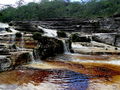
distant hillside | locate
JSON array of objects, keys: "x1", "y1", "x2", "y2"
[{"x1": 0, "y1": 0, "x2": 120, "y2": 22}]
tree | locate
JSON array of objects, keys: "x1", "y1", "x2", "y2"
[
  {"x1": 16, "y1": 0, "x2": 25, "y2": 7},
  {"x1": 0, "y1": 0, "x2": 120, "y2": 22}
]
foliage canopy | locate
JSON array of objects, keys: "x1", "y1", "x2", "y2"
[{"x1": 0, "y1": 0, "x2": 120, "y2": 22}]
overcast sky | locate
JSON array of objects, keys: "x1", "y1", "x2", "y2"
[
  {"x1": 0, "y1": 0, "x2": 81, "y2": 5},
  {"x1": 0, "y1": 0, "x2": 40, "y2": 5}
]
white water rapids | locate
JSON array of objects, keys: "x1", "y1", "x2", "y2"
[{"x1": 38, "y1": 26, "x2": 57, "y2": 37}]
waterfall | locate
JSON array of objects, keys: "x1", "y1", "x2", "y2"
[
  {"x1": 11, "y1": 34, "x2": 15, "y2": 44},
  {"x1": 29, "y1": 50, "x2": 42, "y2": 64},
  {"x1": 33, "y1": 49, "x2": 41, "y2": 61},
  {"x1": 21, "y1": 33, "x2": 25, "y2": 50},
  {"x1": 62, "y1": 39, "x2": 70, "y2": 54},
  {"x1": 38, "y1": 26, "x2": 57, "y2": 37},
  {"x1": 0, "y1": 23, "x2": 9, "y2": 28},
  {"x1": 29, "y1": 52, "x2": 35, "y2": 62},
  {"x1": 0, "y1": 23, "x2": 18, "y2": 45},
  {"x1": 7, "y1": 34, "x2": 11, "y2": 44}
]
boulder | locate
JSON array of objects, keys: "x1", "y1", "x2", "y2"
[
  {"x1": 70, "y1": 33, "x2": 91, "y2": 42},
  {"x1": 34, "y1": 36, "x2": 64, "y2": 59},
  {"x1": 0, "y1": 56, "x2": 11, "y2": 72},
  {"x1": 64, "y1": 39, "x2": 74, "y2": 53},
  {"x1": 9, "y1": 21, "x2": 44, "y2": 33},
  {"x1": 11, "y1": 52, "x2": 32, "y2": 66},
  {"x1": 92, "y1": 33, "x2": 120, "y2": 47},
  {"x1": 57, "y1": 31, "x2": 68, "y2": 38},
  {"x1": 0, "y1": 48, "x2": 10, "y2": 55}
]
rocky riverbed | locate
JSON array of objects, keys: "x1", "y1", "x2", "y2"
[{"x1": 0, "y1": 15, "x2": 120, "y2": 90}]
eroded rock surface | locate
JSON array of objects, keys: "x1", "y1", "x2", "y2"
[
  {"x1": 93, "y1": 33, "x2": 120, "y2": 47},
  {"x1": 34, "y1": 36, "x2": 64, "y2": 59}
]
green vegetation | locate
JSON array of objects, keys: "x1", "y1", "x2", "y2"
[{"x1": 0, "y1": 0, "x2": 120, "y2": 22}]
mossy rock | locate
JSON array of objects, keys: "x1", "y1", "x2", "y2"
[
  {"x1": 5, "y1": 28, "x2": 12, "y2": 32},
  {"x1": 32, "y1": 32, "x2": 42, "y2": 40},
  {"x1": 12, "y1": 52, "x2": 32, "y2": 66},
  {"x1": 70, "y1": 33, "x2": 91, "y2": 42},
  {"x1": 70, "y1": 33, "x2": 81, "y2": 42},
  {"x1": 35, "y1": 36, "x2": 64, "y2": 60},
  {"x1": 57, "y1": 31, "x2": 68, "y2": 38},
  {"x1": 15, "y1": 32, "x2": 22, "y2": 38}
]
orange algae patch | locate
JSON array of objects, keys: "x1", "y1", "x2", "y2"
[
  {"x1": 0, "y1": 70, "x2": 52, "y2": 85},
  {"x1": 46, "y1": 61, "x2": 120, "y2": 76},
  {"x1": 73, "y1": 55, "x2": 120, "y2": 61}
]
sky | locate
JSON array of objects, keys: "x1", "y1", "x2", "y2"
[
  {"x1": 0, "y1": 0, "x2": 81, "y2": 5},
  {"x1": 0, "y1": 0, "x2": 40, "y2": 5}
]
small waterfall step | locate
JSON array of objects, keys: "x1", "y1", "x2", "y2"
[{"x1": 61, "y1": 39, "x2": 70, "y2": 54}]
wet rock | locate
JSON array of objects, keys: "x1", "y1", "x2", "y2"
[
  {"x1": 11, "y1": 52, "x2": 32, "y2": 66},
  {"x1": 34, "y1": 36, "x2": 64, "y2": 59},
  {"x1": 114, "y1": 34, "x2": 120, "y2": 47},
  {"x1": 5, "y1": 28, "x2": 12, "y2": 32},
  {"x1": 10, "y1": 21, "x2": 44, "y2": 33},
  {"x1": 70, "y1": 33, "x2": 91, "y2": 42},
  {"x1": 66, "y1": 39, "x2": 74, "y2": 53},
  {"x1": 92, "y1": 34, "x2": 115, "y2": 46},
  {"x1": 92, "y1": 33, "x2": 120, "y2": 47},
  {"x1": 0, "y1": 44, "x2": 6, "y2": 49},
  {"x1": 10, "y1": 16, "x2": 120, "y2": 33},
  {"x1": 57, "y1": 31, "x2": 68, "y2": 38},
  {"x1": 113, "y1": 13, "x2": 120, "y2": 18},
  {"x1": 0, "y1": 48, "x2": 10, "y2": 55},
  {"x1": 15, "y1": 32, "x2": 22, "y2": 38},
  {"x1": 8, "y1": 44, "x2": 18, "y2": 52},
  {"x1": 32, "y1": 32, "x2": 42, "y2": 40},
  {"x1": 0, "y1": 56, "x2": 11, "y2": 72}
]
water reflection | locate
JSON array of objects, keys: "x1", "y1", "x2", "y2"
[
  {"x1": 47, "y1": 70, "x2": 89, "y2": 90},
  {"x1": 0, "y1": 69, "x2": 89, "y2": 90}
]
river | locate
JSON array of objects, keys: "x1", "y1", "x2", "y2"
[
  {"x1": 0, "y1": 54, "x2": 120, "y2": 90},
  {"x1": 0, "y1": 22, "x2": 120, "y2": 90}
]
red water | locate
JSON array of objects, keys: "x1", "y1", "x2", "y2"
[{"x1": 0, "y1": 54, "x2": 120, "y2": 90}]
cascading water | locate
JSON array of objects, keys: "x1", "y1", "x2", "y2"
[
  {"x1": 0, "y1": 23, "x2": 18, "y2": 45},
  {"x1": 61, "y1": 39, "x2": 70, "y2": 54},
  {"x1": 38, "y1": 26, "x2": 57, "y2": 37},
  {"x1": 34, "y1": 50, "x2": 41, "y2": 61},
  {"x1": 21, "y1": 33, "x2": 25, "y2": 50},
  {"x1": 29, "y1": 49, "x2": 42, "y2": 63},
  {"x1": 11, "y1": 34, "x2": 15, "y2": 44},
  {"x1": 0, "y1": 23, "x2": 9, "y2": 28},
  {"x1": 29, "y1": 52, "x2": 35, "y2": 63},
  {"x1": 7, "y1": 34, "x2": 11, "y2": 44}
]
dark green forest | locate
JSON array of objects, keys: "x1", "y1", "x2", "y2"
[{"x1": 0, "y1": 0, "x2": 120, "y2": 22}]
